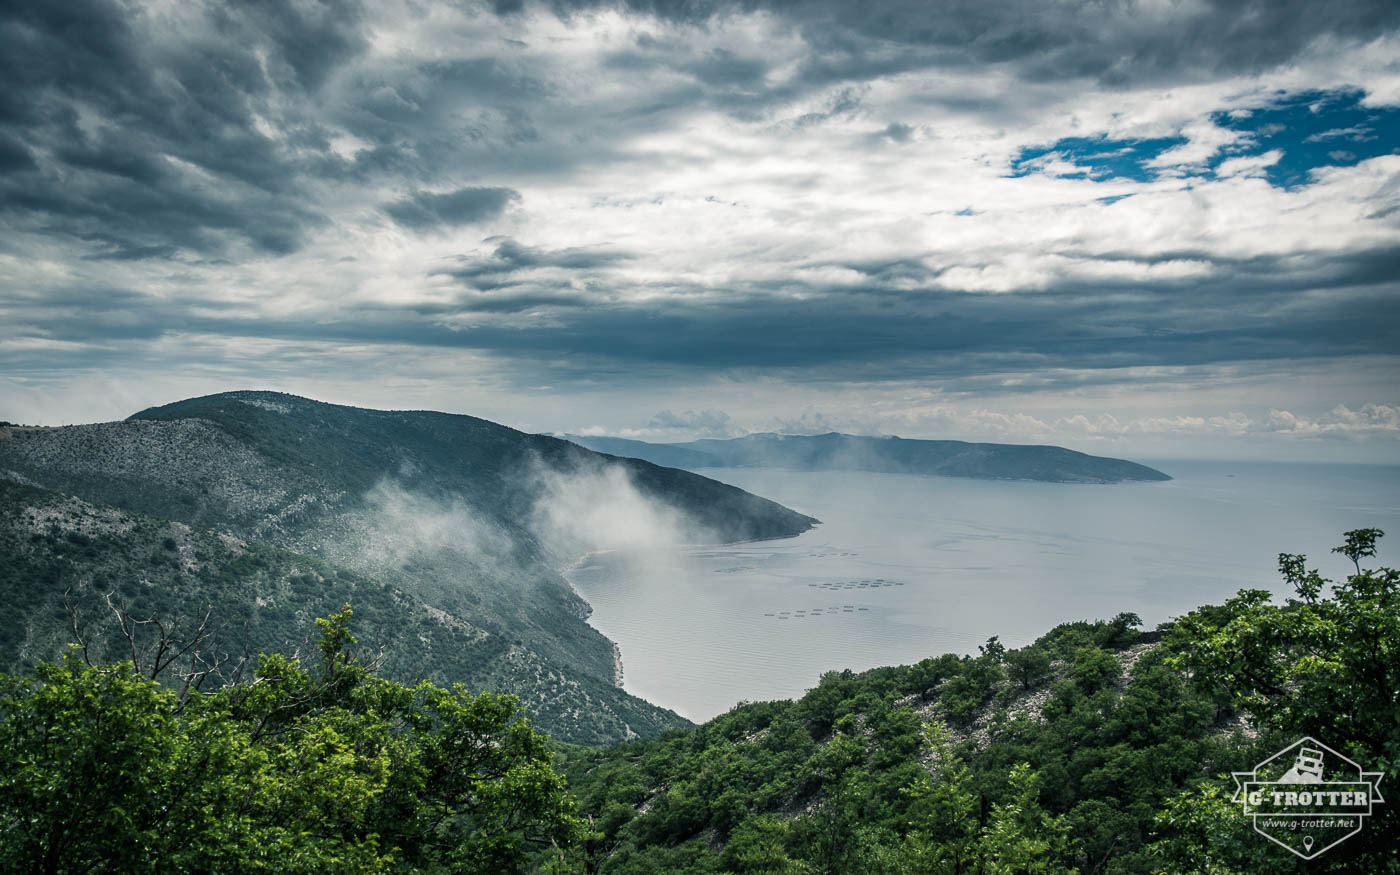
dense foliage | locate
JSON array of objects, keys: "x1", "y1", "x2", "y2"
[
  {"x1": 0, "y1": 607, "x2": 584, "y2": 874},
  {"x1": 559, "y1": 614, "x2": 1215, "y2": 873},
  {"x1": 2, "y1": 530, "x2": 1396, "y2": 872}
]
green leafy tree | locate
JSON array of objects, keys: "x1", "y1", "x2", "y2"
[
  {"x1": 1158, "y1": 529, "x2": 1399, "y2": 871},
  {"x1": 0, "y1": 656, "x2": 188, "y2": 874},
  {"x1": 0, "y1": 606, "x2": 585, "y2": 874},
  {"x1": 977, "y1": 763, "x2": 1075, "y2": 874},
  {"x1": 1147, "y1": 780, "x2": 1275, "y2": 875},
  {"x1": 720, "y1": 815, "x2": 806, "y2": 874},
  {"x1": 901, "y1": 721, "x2": 982, "y2": 874},
  {"x1": 1067, "y1": 646, "x2": 1120, "y2": 694},
  {"x1": 1006, "y1": 647, "x2": 1052, "y2": 691}
]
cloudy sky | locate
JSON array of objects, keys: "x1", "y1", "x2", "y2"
[{"x1": 2, "y1": 0, "x2": 1398, "y2": 461}]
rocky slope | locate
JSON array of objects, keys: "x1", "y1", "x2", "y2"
[{"x1": 0, "y1": 391, "x2": 818, "y2": 743}]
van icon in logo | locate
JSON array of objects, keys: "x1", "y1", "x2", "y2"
[{"x1": 1232, "y1": 736, "x2": 1385, "y2": 859}]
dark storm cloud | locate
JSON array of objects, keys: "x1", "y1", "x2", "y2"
[
  {"x1": 222, "y1": 0, "x2": 368, "y2": 92},
  {"x1": 385, "y1": 187, "x2": 522, "y2": 230},
  {"x1": 7, "y1": 238, "x2": 1397, "y2": 388},
  {"x1": 382, "y1": 268, "x2": 1400, "y2": 386},
  {"x1": 442, "y1": 237, "x2": 634, "y2": 285},
  {"x1": 836, "y1": 257, "x2": 944, "y2": 286},
  {"x1": 545, "y1": 0, "x2": 1400, "y2": 87},
  {"x1": 449, "y1": 291, "x2": 593, "y2": 313},
  {"x1": 0, "y1": 135, "x2": 36, "y2": 174},
  {"x1": 1, "y1": 145, "x2": 322, "y2": 258},
  {"x1": 397, "y1": 238, "x2": 636, "y2": 309},
  {"x1": 0, "y1": 0, "x2": 365, "y2": 258},
  {"x1": 326, "y1": 50, "x2": 648, "y2": 189},
  {"x1": 81, "y1": 246, "x2": 182, "y2": 263},
  {"x1": 881, "y1": 123, "x2": 915, "y2": 143}
]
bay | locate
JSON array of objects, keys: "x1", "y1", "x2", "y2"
[{"x1": 565, "y1": 460, "x2": 1400, "y2": 722}]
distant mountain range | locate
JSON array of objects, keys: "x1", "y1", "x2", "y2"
[
  {"x1": 0, "y1": 391, "x2": 815, "y2": 744},
  {"x1": 565, "y1": 433, "x2": 1171, "y2": 483}
]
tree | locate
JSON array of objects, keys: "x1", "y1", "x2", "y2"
[
  {"x1": 721, "y1": 815, "x2": 806, "y2": 874},
  {"x1": 977, "y1": 763, "x2": 1075, "y2": 874},
  {"x1": 901, "y1": 721, "x2": 982, "y2": 873},
  {"x1": 1007, "y1": 647, "x2": 1052, "y2": 691},
  {"x1": 0, "y1": 657, "x2": 187, "y2": 874},
  {"x1": 0, "y1": 606, "x2": 585, "y2": 873},
  {"x1": 1158, "y1": 529, "x2": 1399, "y2": 871}
]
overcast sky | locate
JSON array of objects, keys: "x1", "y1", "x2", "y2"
[{"x1": 2, "y1": 0, "x2": 1398, "y2": 461}]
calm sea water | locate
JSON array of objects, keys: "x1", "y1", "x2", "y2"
[{"x1": 566, "y1": 461, "x2": 1400, "y2": 722}]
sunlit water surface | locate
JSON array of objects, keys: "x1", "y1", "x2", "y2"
[{"x1": 565, "y1": 461, "x2": 1400, "y2": 722}]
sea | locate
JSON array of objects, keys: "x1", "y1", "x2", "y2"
[{"x1": 565, "y1": 460, "x2": 1400, "y2": 722}]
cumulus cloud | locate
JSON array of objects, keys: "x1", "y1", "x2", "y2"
[
  {"x1": 737, "y1": 402, "x2": 1400, "y2": 447},
  {"x1": 646, "y1": 409, "x2": 737, "y2": 437},
  {"x1": 1266, "y1": 404, "x2": 1400, "y2": 436}
]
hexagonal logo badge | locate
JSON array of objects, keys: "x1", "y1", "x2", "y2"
[{"x1": 1232, "y1": 736, "x2": 1385, "y2": 859}]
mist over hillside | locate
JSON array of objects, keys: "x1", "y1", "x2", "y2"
[{"x1": 0, "y1": 391, "x2": 816, "y2": 743}]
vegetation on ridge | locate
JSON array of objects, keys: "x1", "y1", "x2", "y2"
[{"x1": 0, "y1": 607, "x2": 585, "y2": 873}]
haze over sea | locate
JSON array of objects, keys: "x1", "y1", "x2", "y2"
[{"x1": 567, "y1": 460, "x2": 1400, "y2": 722}]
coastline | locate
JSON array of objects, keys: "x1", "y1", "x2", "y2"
[
  {"x1": 559, "y1": 549, "x2": 627, "y2": 689},
  {"x1": 610, "y1": 640, "x2": 624, "y2": 688},
  {"x1": 555, "y1": 525, "x2": 821, "y2": 695}
]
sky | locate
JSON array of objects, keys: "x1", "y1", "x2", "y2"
[{"x1": 2, "y1": 0, "x2": 1399, "y2": 462}]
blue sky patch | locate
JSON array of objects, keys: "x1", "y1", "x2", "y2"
[
  {"x1": 1008, "y1": 135, "x2": 1187, "y2": 182},
  {"x1": 1010, "y1": 89, "x2": 1400, "y2": 189},
  {"x1": 1210, "y1": 89, "x2": 1400, "y2": 188}
]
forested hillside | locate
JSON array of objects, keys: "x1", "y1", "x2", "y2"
[
  {"x1": 0, "y1": 391, "x2": 816, "y2": 744},
  {"x1": 1, "y1": 530, "x2": 1394, "y2": 872},
  {"x1": 0, "y1": 480, "x2": 683, "y2": 744}
]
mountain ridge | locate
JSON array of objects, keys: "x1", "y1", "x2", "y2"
[{"x1": 0, "y1": 390, "x2": 818, "y2": 743}]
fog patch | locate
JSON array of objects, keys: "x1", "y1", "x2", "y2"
[
  {"x1": 336, "y1": 464, "x2": 722, "y2": 591},
  {"x1": 351, "y1": 480, "x2": 512, "y2": 569},
  {"x1": 529, "y1": 459, "x2": 713, "y2": 562}
]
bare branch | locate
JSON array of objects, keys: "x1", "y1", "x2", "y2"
[{"x1": 63, "y1": 589, "x2": 94, "y2": 668}]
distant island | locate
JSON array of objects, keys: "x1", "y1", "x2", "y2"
[{"x1": 564, "y1": 432, "x2": 1172, "y2": 484}]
